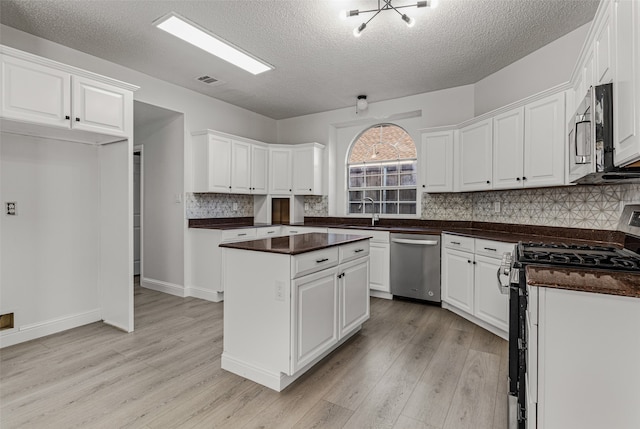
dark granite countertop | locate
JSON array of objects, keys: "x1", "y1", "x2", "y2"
[
  {"x1": 219, "y1": 232, "x2": 371, "y2": 255},
  {"x1": 526, "y1": 266, "x2": 640, "y2": 298}
]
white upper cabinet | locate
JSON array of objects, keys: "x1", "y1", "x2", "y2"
[
  {"x1": 459, "y1": 118, "x2": 493, "y2": 192},
  {"x1": 72, "y1": 76, "x2": 130, "y2": 137},
  {"x1": 292, "y1": 144, "x2": 324, "y2": 195},
  {"x1": 595, "y1": 2, "x2": 614, "y2": 85},
  {"x1": 270, "y1": 143, "x2": 325, "y2": 195},
  {"x1": 523, "y1": 92, "x2": 566, "y2": 188},
  {"x1": 493, "y1": 107, "x2": 525, "y2": 189},
  {"x1": 421, "y1": 130, "x2": 454, "y2": 192},
  {"x1": 269, "y1": 147, "x2": 293, "y2": 194},
  {"x1": 1, "y1": 54, "x2": 71, "y2": 128},
  {"x1": 613, "y1": 0, "x2": 640, "y2": 166},
  {"x1": 251, "y1": 144, "x2": 269, "y2": 194},
  {"x1": 191, "y1": 130, "x2": 270, "y2": 194},
  {"x1": 0, "y1": 47, "x2": 134, "y2": 140},
  {"x1": 231, "y1": 140, "x2": 252, "y2": 194}
]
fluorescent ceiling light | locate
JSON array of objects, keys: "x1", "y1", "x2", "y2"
[{"x1": 154, "y1": 12, "x2": 273, "y2": 75}]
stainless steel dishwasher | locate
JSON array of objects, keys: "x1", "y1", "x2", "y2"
[{"x1": 390, "y1": 233, "x2": 441, "y2": 303}]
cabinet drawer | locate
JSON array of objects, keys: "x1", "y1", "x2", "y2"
[
  {"x1": 292, "y1": 248, "x2": 339, "y2": 279},
  {"x1": 443, "y1": 234, "x2": 474, "y2": 252},
  {"x1": 221, "y1": 228, "x2": 257, "y2": 242},
  {"x1": 339, "y1": 240, "x2": 370, "y2": 264},
  {"x1": 328, "y1": 228, "x2": 386, "y2": 243},
  {"x1": 286, "y1": 226, "x2": 327, "y2": 234},
  {"x1": 475, "y1": 239, "x2": 515, "y2": 258},
  {"x1": 256, "y1": 226, "x2": 281, "y2": 238}
]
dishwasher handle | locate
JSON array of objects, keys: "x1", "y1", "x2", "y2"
[{"x1": 391, "y1": 238, "x2": 439, "y2": 246}]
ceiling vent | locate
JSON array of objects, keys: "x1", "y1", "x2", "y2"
[{"x1": 195, "y1": 75, "x2": 224, "y2": 86}]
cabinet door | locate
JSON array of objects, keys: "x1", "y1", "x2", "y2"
[
  {"x1": 1, "y1": 54, "x2": 71, "y2": 129},
  {"x1": 613, "y1": 0, "x2": 640, "y2": 166},
  {"x1": 441, "y1": 248, "x2": 474, "y2": 313},
  {"x1": 269, "y1": 147, "x2": 292, "y2": 194},
  {"x1": 421, "y1": 131, "x2": 454, "y2": 192},
  {"x1": 369, "y1": 242, "x2": 390, "y2": 293},
  {"x1": 459, "y1": 119, "x2": 493, "y2": 191},
  {"x1": 595, "y1": 3, "x2": 613, "y2": 85},
  {"x1": 292, "y1": 146, "x2": 314, "y2": 195},
  {"x1": 72, "y1": 76, "x2": 130, "y2": 137},
  {"x1": 523, "y1": 92, "x2": 565, "y2": 188},
  {"x1": 493, "y1": 107, "x2": 525, "y2": 189},
  {"x1": 251, "y1": 144, "x2": 268, "y2": 194},
  {"x1": 208, "y1": 134, "x2": 232, "y2": 192},
  {"x1": 231, "y1": 140, "x2": 251, "y2": 194},
  {"x1": 473, "y1": 254, "x2": 509, "y2": 333},
  {"x1": 292, "y1": 269, "x2": 339, "y2": 372},
  {"x1": 339, "y1": 259, "x2": 370, "y2": 338}
]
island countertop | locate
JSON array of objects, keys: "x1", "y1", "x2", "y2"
[{"x1": 219, "y1": 232, "x2": 371, "y2": 255}]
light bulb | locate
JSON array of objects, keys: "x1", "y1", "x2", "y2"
[
  {"x1": 353, "y1": 22, "x2": 366, "y2": 37},
  {"x1": 402, "y1": 14, "x2": 415, "y2": 27}
]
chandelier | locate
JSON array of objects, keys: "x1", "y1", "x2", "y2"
[{"x1": 341, "y1": 0, "x2": 439, "y2": 37}]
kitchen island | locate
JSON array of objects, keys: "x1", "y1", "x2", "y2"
[{"x1": 219, "y1": 233, "x2": 371, "y2": 391}]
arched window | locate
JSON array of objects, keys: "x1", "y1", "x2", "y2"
[{"x1": 347, "y1": 124, "x2": 417, "y2": 215}]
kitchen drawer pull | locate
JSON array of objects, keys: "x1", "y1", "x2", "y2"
[
  {"x1": 451, "y1": 241, "x2": 461, "y2": 245},
  {"x1": 354, "y1": 248, "x2": 365, "y2": 253},
  {"x1": 237, "y1": 233, "x2": 247, "y2": 236},
  {"x1": 267, "y1": 231, "x2": 275, "y2": 234},
  {"x1": 484, "y1": 247, "x2": 497, "y2": 251},
  {"x1": 316, "y1": 258, "x2": 329, "y2": 263}
]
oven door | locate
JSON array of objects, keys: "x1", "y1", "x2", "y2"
[{"x1": 507, "y1": 267, "x2": 527, "y2": 429}]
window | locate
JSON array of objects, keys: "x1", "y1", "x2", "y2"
[{"x1": 347, "y1": 124, "x2": 417, "y2": 215}]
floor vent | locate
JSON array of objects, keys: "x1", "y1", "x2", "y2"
[{"x1": 0, "y1": 313, "x2": 14, "y2": 330}]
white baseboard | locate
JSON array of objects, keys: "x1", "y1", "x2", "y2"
[
  {"x1": 370, "y1": 289, "x2": 393, "y2": 300},
  {"x1": 141, "y1": 277, "x2": 186, "y2": 297},
  {"x1": 442, "y1": 302, "x2": 508, "y2": 341},
  {"x1": 0, "y1": 309, "x2": 101, "y2": 348},
  {"x1": 186, "y1": 285, "x2": 223, "y2": 303}
]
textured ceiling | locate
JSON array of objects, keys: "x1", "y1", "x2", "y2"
[{"x1": 0, "y1": 0, "x2": 599, "y2": 120}]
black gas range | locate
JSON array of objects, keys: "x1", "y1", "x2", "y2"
[{"x1": 502, "y1": 205, "x2": 640, "y2": 429}]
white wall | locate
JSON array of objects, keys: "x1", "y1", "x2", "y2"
[
  {"x1": 134, "y1": 106, "x2": 185, "y2": 291},
  {"x1": 1, "y1": 134, "x2": 101, "y2": 346},
  {"x1": 474, "y1": 23, "x2": 590, "y2": 116}
]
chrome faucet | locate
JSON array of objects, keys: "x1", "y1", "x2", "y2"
[{"x1": 362, "y1": 197, "x2": 379, "y2": 226}]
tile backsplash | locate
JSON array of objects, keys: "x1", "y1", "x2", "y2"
[
  {"x1": 188, "y1": 184, "x2": 640, "y2": 231},
  {"x1": 422, "y1": 184, "x2": 640, "y2": 230},
  {"x1": 186, "y1": 193, "x2": 254, "y2": 218}
]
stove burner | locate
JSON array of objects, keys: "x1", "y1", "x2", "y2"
[{"x1": 517, "y1": 242, "x2": 640, "y2": 272}]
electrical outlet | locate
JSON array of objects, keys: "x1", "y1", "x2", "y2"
[
  {"x1": 275, "y1": 281, "x2": 285, "y2": 301},
  {"x1": 304, "y1": 203, "x2": 310, "y2": 211},
  {"x1": 232, "y1": 202, "x2": 238, "y2": 211},
  {"x1": 494, "y1": 202, "x2": 501, "y2": 213},
  {"x1": 6, "y1": 202, "x2": 16, "y2": 216}
]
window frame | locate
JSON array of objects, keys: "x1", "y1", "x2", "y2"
[{"x1": 345, "y1": 123, "x2": 420, "y2": 218}]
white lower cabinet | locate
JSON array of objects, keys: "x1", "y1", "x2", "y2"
[
  {"x1": 328, "y1": 228, "x2": 391, "y2": 298},
  {"x1": 441, "y1": 234, "x2": 513, "y2": 339},
  {"x1": 528, "y1": 286, "x2": 640, "y2": 429},
  {"x1": 221, "y1": 241, "x2": 370, "y2": 391}
]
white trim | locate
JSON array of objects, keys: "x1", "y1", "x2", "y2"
[
  {"x1": 0, "y1": 309, "x2": 101, "y2": 348},
  {"x1": 141, "y1": 277, "x2": 186, "y2": 297},
  {"x1": 442, "y1": 301, "x2": 508, "y2": 341},
  {"x1": 370, "y1": 290, "x2": 393, "y2": 300},
  {"x1": 221, "y1": 327, "x2": 360, "y2": 392},
  {"x1": 0, "y1": 45, "x2": 140, "y2": 92},
  {"x1": 186, "y1": 285, "x2": 224, "y2": 302}
]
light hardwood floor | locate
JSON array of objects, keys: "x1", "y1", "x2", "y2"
[{"x1": 1, "y1": 281, "x2": 508, "y2": 429}]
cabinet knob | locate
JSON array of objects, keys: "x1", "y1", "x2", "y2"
[
  {"x1": 516, "y1": 177, "x2": 521, "y2": 181},
  {"x1": 422, "y1": 184, "x2": 426, "y2": 188},
  {"x1": 309, "y1": 188, "x2": 312, "y2": 191},
  {"x1": 523, "y1": 177, "x2": 527, "y2": 181},
  {"x1": 228, "y1": 186, "x2": 232, "y2": 189},
  {"x1": 75, "y1": 117, "x2": 80, "y2": 122},
  {"x1": 65, "y1": 115, "x2": 70, "y2": 120},
  {"x1": 467, "y1": 260, "x2": 471, "y2": 264},
  {"x1": 289, "y1": 189, "x2": 292, "y2": 192},
  {"x1": 486, "y1": 180, "x2": 490, "y2": 184}
]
